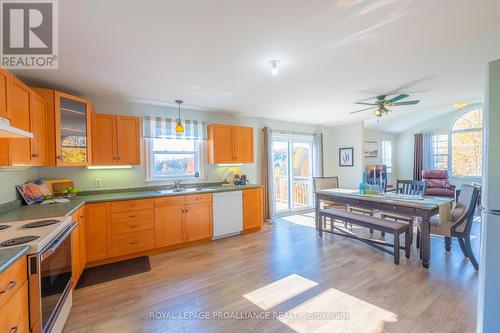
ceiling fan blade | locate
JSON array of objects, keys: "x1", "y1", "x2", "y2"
[
  {"x1": 355, "y1": 102, "x2": 377, "y2": 106},
  {"x1": 387, "y1": 94, "x2": 409, "y2": 103},
  {"x1": 392, "y1": 100, "x2": 420, "y2": 106},
  {"x1": 350, "y1": 107, "x2": 376, "y2": 114},
  {"x1": 376, "y1": 94, "x2": 387, "y2": 100}
]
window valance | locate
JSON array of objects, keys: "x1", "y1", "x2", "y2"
[{"x1": 143, "y1": 116, "x2": 207, "y2": 140}]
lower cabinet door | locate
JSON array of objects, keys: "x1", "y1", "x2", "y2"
[
  {"x1": 85, "y1": 203, "x2": 109, "y2": 261},
  {"x1": 111, "y1": 229, "x2": 154, "y2": 257},
  {"x1": 154, "y1": 205, "x2": 184, "y2": 247},
  {"x1": 0, "y1": 282, "x2": 29, "y2": 333},
  {"x1": 243, "y1": 188, "x2": 263, "y2": 230},
  {"x1": 184, "y1": 203, "x2": 212, "y2": 242}
]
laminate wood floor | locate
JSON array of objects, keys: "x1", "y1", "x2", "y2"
[{"x1": 64, "y1": 213, "x2": 480, "y2": 333}]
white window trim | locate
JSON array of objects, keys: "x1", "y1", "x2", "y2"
[
  {"x1": 431, "y1": 133, "x2": 449, "y2": 171},
  {"x1": 144, "y1": 138, "x2": 206, "y2": 183},
  {"x1": 381, "y1": 140, "x2": 393, "y2": 174}
]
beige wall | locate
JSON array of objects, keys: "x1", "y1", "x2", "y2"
[{"x1": 0, "y1": 168, "x2": 37, "y2": 204}]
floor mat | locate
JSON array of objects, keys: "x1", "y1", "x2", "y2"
[{"x1": 76, "y1": 256, "x2": 151, "y2": 289}]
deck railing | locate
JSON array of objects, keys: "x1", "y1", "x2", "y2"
[{"x1": 274, "y1": 176, "x2": 311, "y2": 211}]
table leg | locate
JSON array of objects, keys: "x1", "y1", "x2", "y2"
[
  {"x1": 315, "y1": 195, "x2": 322, "y2": 237},
  {"x1": 419, "y1": 216, "x2": 431, "y2": 268}
]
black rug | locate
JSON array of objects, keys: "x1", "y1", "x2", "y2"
[{"x1": 76, "y1": 256, "x2": 151, "y2": 289}]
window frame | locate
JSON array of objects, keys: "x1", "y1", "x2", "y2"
[
  {"x1": 449, "y1": 108, "x2": 483, "y2": 179},
  {"x1": 431, "y1": 133, "x2": 449, "y2": 171},
  {"x1": 381, "y1": 140, "x2": 392, "y2": 174},
  {"x1": 145, "y1": 138, "x2": 206, "y2": 183}
]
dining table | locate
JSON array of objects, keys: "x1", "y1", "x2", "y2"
[{"x1": 314, "y1": 188, "x2": 454, "y2": 268}]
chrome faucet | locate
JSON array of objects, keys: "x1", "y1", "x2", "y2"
[{"x1": 173, "y1": 179, "x2": 182, "y2": 189}]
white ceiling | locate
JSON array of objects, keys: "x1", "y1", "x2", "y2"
[{"x1": 14, "y1": 0, "x2": 500, "y2": 133}]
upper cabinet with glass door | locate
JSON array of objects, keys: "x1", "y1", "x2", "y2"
[{"x1": 32, "y1": 88, "x2": 93, "y2": 166}]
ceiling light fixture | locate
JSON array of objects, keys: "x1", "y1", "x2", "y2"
[
  {"x1": 453, "y1": 101, "x2": 468, "y2": 109},
  {"x1": 269, "y1": 59, "x2": 280, "y2": 76},
  {"x1": 175, "y1": 99, "x2": 184, "y2": 133}
]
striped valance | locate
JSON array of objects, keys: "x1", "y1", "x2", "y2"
[{"x1": 143, "y1": 116, "x2": 207, "y2": 140}]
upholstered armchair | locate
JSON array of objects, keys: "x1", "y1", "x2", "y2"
[{"x1": 422, "y1": 170, "x2": 456, "y2": 198}]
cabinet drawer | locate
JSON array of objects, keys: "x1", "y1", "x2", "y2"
[
  {"x1": 111, "y1": 209, "x2": 153, "y2": 224},
  {"x1": 154, "y1": 196, "x2": 185, "y2": 208},
  {"x1": 0, "y1": 282, "x2": 29, "y2": 333},
  {"x1": 111, "y1": 230, "x2": 154, "y2": 257},
  {"x1": 110, "y1": 199, "x2": 153, "y2": 213},
  {"x1": 186, "y1": 193, "x2": 212, "y2": 205},
  {"x1": 0, "y1": 256, "x2": 27, "y2": 309},
  {"x1": 112, "y1": 217, "x2": 154, "y2": 235}
]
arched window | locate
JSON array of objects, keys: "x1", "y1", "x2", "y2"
[{"x1": 451, "y1": 109, "x2": 483, "y2": 177}]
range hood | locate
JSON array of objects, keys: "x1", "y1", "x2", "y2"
[{"x1": 0, "y1": 117, "x2": 33, "y2": 138}]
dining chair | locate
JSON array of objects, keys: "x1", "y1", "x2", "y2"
[
  {"x1": 416, "y1": 184, "x2": 480, "y2": 270},
  {"x1": 380, "y1": 179, "x2": 427, "y2": 242},
  {"x1": 313, "y1": 177, "x2": 348, "y2": 228}
]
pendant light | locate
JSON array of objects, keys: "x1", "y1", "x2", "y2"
[{"x1": 175, "y1": 99, "x2": 184, "y2": 133}]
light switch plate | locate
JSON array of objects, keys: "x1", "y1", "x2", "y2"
[{"x1": 95, "y1": 178, "x2": 102, "y2": 187}]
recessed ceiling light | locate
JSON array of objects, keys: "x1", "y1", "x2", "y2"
[
  {"x1": 269, "y1": 60, "x2": 280, "y2": 76},
  {"x1": 454, "y1": 101, "x2": 468, "y2": 109}
]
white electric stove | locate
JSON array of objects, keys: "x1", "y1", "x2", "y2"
[{"x1": 0, "y1": 216, "x2": 72, "y2": 253}]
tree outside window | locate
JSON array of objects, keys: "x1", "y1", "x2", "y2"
[{"x1": 451, "y1": 109, "x2": 482, "y2": 177}]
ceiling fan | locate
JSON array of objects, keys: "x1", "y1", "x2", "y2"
[{"x1": 350, "y1": 94, "x2": 420, "y2": 117}]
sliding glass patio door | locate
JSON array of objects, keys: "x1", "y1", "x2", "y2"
[{"x1": 272, "y1": 134, "x2": 314, "y2": 214}]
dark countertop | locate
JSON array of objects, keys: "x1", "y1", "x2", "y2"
[
  {"x1": 0, "y1": 246, "x2": 29, "y2": 273},
  {"x1": 0, "y1": 184, "x2": 262, "y2": 222}
]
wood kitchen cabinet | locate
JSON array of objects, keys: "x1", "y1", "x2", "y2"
[
  {"x1": 207, "y1": 124, "x2": 254, "y2": 164},
  {"x1": 71, "y1": 207, "x2": 87, "y2": 288},
  {"x1": 92, "y1": 114, "x2": 140, "y2": 165},
  {"x1": 32, "y1": 88, "x2": 93, "y2": 166},
  {"x1": 4, "y1": 77, "x2": 32, "y2": 166},
  {"x1": 30, "y1": 93, "x2": 48, "y2": 166},
  {"x1": 242, "y1": 188, "x2": 263, "y2": 230},
  {"x1": 85, "y1": 203, "x2": 109, "y2": 262},
  {"x1": 154, "y1": 196, "x2": 185, "y2": 247},
  {"x1": 0, "y1": 256, "x2": 28, "y2": 333},
  {"x1": 0, "y1": 68, "x2": 10, "y2": 119},
  {"x1": 154, "y1": 194, "x2": 213, "y2": 247}
]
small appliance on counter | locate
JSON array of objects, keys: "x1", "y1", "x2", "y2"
[{"x1": 233, "y1": 174, "x2": 248, "y2": 186}]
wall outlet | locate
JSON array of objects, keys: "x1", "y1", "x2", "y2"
[{"x1": 95, "y1": 178, "x2": 102, "y2": 187}]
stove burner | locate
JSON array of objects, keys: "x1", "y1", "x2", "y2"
[
  {"x1": 0, "y1": 235, "x2": 40, "y2": 247},
  {"x1": 23, "y1": 219, "x2": 60, "y2": 229},
  {"x1": 0, "y1": 225, "x2": 10, "y2": 231}
]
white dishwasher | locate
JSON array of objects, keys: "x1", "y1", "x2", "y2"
[{"x1": 212, "y1": 190, "x2": 243, "y2": 239}]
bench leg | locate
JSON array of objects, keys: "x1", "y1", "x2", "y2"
[
  {"x1": 319, "y1": 215, "x2": 323, "y2": 237},
  {"x1": 381, "y1": 231, "x2": 385, "y2": 237},
  {"x1": 416, "y1": 228, "x2": 420, "y2": 249},
  {"x1": 370, "y1": 228, "x2": 374, "y2": 234},
  {"x1": 405, "y1": 229, "x2": 411, "y2": 258},
  {"x1": 393, "y1": 234, "x2": 400, "y2": 265},
  {"x1": 409, "y1": 220, "x2": 414, "y2": 245}
]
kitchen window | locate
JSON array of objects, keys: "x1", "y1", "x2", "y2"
[{"x1": 146, "y1": 138, "x2": 204, "y2": 181}]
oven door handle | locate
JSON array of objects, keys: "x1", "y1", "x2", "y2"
[{"x1": 40, "y1": 223, "x2": 78, "y2": 261}]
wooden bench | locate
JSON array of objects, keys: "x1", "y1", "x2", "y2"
[{"x1": 318, "y1": 208, "x2": 411, "y2": 265}]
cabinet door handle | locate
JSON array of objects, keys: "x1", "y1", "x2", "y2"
[
  {"x1": 129, "y1": 215, "x2": 137, "y2": 218},
  {"x1": 10, "y1": 326, "x2": 18, "y2": 333},
  {"x1": 57, "y1": 155, "x2": 64, "y2": 160},
  {"x1": 117, "y1": 157, "x2": 121, "y2": 160},
  {"x1": 0, "y1": 280, "x2": 16, "y2": 294},
  {"x1": 31, "y1": 153, "x2": 39, "y2": 158},
  {"x1": 129, "y1": 224, "x2": 138, "y2": 228},
  {"x1": 129, "y1": 241, "x2": 139, "y2": 245}
]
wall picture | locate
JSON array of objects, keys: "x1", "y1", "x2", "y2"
[
  {"x1": 364, "y1": 141, "x2": 379, "y2": 158},
  {"x1": 339, "y1": 147, "x2": 354, "y2": 167}
]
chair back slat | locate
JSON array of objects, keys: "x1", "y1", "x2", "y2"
[
  {"x1": 396, "y1": 179, "x2": 426, "y2": 196},
  {"x1": 313, "y1": 177, "x2": 339, "y2": 192}
]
